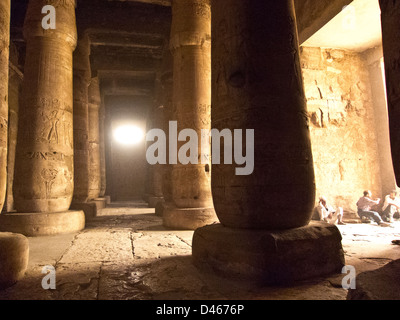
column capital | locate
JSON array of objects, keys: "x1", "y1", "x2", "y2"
[
  {"x1": 169, "y1": 0, "x2": 211, "y2": 50},
  {"x1": 23, "y1": 0, "x2": 77, "y2": 50}
]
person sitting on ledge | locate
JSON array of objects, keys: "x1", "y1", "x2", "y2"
[
  {"x1": 356, "y1": 190, "x2": 390, "y2": 227},
  {"x1": 382, "y1": 190, "x2": 400, "y2": 223},
  {"x1": 314, "y1": 196, "x2": 346, "y2": 225}
]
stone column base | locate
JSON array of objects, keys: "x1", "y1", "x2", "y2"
[
  {"x1": 155, "y1": 201, "x2": 166, "y2": 217},
  {"x1": 147, "y1": 196, "x2": 164, "y2": 209},
  {"x1": 93, "y1": 198, "x2": 107, "y2": 210},
  {"x1": 163, "y1": 204, "x2": 218, "y2": 230},
  {"x1": 104, "y1": 196, "x2": 111, "y2": 205},
  {"x1": 0, "y1": 232, "x2": 29, "y2": 289},
  {"x1": 0, "y1": 211, "x2": 85, "y2": 237},
  {"x1": 192, "y1": 221, "x2": 345, "y2": 285},
  {"x1": 70, "y1": 201, "x2": 103, "y2": 220}
]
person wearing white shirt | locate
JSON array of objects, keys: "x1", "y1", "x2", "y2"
[
  {"x1": 315, "y1": 196, "x2": 345, "y2": 225},
  {"x1": 356, "y1": 190, "x2": 389, "y2": 226},
  {"x1": 382, "y1": 190, "x2": 400, "y2": 223}
]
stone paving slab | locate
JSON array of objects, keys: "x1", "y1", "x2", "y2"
[{"x1": 1, "y1": 208, "x2": 400, "y2": 300}]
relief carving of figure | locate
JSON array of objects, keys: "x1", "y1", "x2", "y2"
[
  {"x1": 40, "y1": 109, "x2": 61, "y2": 144},
  {"x1": 41, "y1": 168, "x2": 58, "y2": 198}
]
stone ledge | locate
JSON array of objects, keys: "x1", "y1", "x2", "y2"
[
  {"x1": 0, "y1": 211, "x2": 85, "y2": 237},
  {"x1": 192, "y1": 221, "x2": 345, "y2": 285},
  {"x1": 0, "y1": 232, "x2": 29, "y2": 290}
]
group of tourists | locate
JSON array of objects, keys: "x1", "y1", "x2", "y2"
[{"x1": 314, "y1": 190, "x2": 400, "y2": 227}]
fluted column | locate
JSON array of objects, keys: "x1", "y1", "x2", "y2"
[
  {"x1": 88, "y1": 77, "x2": 101, "y2": 200},
  {"x1": 192, "y1": 0, "x2": 344, "y2": 284},
  {"x1": 163, "y1": 0, "x2": 217, "y2": 229},
  {"x1": 1, "y1": 0, "x2": 85, "y2": 236},
  {"x1": 0, "y1": 0, "x2": 10, "y2": 212},
  {"x1": 380, "y1": 0, "x2": 400, "y2": 186}
]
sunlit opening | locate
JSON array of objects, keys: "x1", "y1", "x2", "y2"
[{"x1": 113, "y1": 125, "x2": 144, "y2": 146}]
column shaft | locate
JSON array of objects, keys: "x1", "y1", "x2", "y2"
[
  {"x1": 380, "y1": 0, "x2": 400, "y2": 186},
  {"x1": 164, "y1": 0, "x2": 217, "y2": 229},
  {"x1": 0, "y1": 0, "x2": 10, "y2": 212},
  {"x1": 159, "y1": 47, "x2": 173, "y2": 208},
  {"x1": 99, "y1": 90, "x2": 107, "y2": 198},
  {"x1": 72, "y1": 35, "x2": 91, "y2": 203},
  {"x1": 5, "y1": 65, "x2": 22, "y2": 212},
  {"x1": 88, "y1": 77, "x2": 101, "y2": 200},
  {"x1": 211, "y1": 0, "x2": 315, "y2": 229},
  {"x1": 14, "y1": 0, "x2": 77, "y2": 213},
  {"x1": 192, "y1": 0, "x2": 343, "y2": 285},
  {"x1": 148, "y1": 76, "x2": 165, "y2": 208}
]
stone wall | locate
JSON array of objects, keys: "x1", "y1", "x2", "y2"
[{"x1": 300, "y1": 46, "x2": 383, "y2": 214}]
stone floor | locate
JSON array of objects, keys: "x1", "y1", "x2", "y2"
[{"x1": 1, "y1": 202, "x2": 400, "y2": 300}]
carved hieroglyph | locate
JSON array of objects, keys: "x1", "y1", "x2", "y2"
[
  {"x1": 380, "y1": 0, "x2": 400, "y2": 185},
  {"x1": 13, "y1": 0, "x2": 77, "y2": 213},
  {"x1": 0, "y1": 0, "x2": 10, "y2": 212},
  {"x1": 164, "y1": 0, "x2": 217, "y2": 228},
  {"x1": 88, "y1": 77, "x2": 101, "y2": 200},
  {"x1": 211, "y1": 0, "x2": 315, "y2": 229},
  {"x1": 72, "y1": 36, "x2": 91, "y2": 203}
]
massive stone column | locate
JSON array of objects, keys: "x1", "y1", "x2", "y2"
[
  {"x1": 71, "y1": 34, "x2": 91, "y2": 204},
  {"x1": 0, "y1": 0, "x2": 29, "y2": 290},
  {"x1": 379, "y1": 0, "x2": 400, "y2": 186},
  {"x1": 0, "y1": 0, "x2": 10, "y2": 213},
  {"x1": 88, "y1": 77, "x2": 101, "y2": 200},
  {"x1": 87, "y1": 76, "x2": 107, "y2": 211},
  {"x1": 69, "y1": 37, "x2": 103, "y2": 218},
  {"x1": 147, "y1": 77, "x2": 165, "y2": 209},
  {"x1": 364, "y1": 46, "x2": 397, "y2": 196},
  {"x1": 163, "y1": 0, "x2": 218, "y2": 229},
  {"x1": 0, "y1": 0, "x2": 85, "y2": 236},
  {"x1": 4, "y1": 62, "x2": 22, "y2": 213},
  {"x1": 192, "y1": 0, "x2": 344, "y2": 284},
  {"x1": 157, "y1": 48, "x2": 173, "y2": 217},
  {"x1": 99, "y1": 90, "x2": 107, "y2": 198}
]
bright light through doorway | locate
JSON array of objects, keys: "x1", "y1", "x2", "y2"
[{"x1": 113, "y1": 125, "x2": 144, "y2": 146}]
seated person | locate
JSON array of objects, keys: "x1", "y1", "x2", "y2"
[
  {"x1": 356, "y1": 190, "x2": 389, "y2": 227},
  {"x1": 314, "y1": 196, "x2": 345, "y2": 225},
  {"x1": 382, "y1": 190, "x2": 400, "y2": 223}
]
